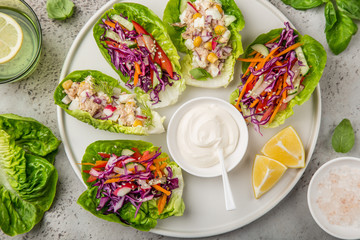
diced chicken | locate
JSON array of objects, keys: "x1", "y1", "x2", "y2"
[{"x1": 185, "y1": 39, "x2": 194, "y2": 50}]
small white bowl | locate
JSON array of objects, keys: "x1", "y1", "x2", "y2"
[
  {"x1": 307, "y1": 157, "x2": 360, "y2": 239},
  {"x1": 167, "y1": 97, "x2": 248, "y2": 177}
]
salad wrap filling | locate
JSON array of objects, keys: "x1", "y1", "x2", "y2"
[
  {"x1": 93, "y1": 3, "x2": 185, "y2": 108},
  {"x1": 230, "y1": 22, "x2": 326, "y2": 132},
  {"x1": 163, "y1": 0, "x2": 245, "y2": 88},
  {"x1": 54, "y1": 70, "x2": 165, "y2": 135},
  {"x1": 77, "y1": 140, "x2": 185, "y2": 231}
]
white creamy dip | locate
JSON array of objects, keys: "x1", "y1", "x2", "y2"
[{"x1": 176, "y1": 103, "x2": 239, "y2": 168}]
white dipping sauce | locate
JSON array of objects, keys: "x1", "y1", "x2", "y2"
[{"x1": 176, "y1": 103, "x2": 239, "y2": 168}]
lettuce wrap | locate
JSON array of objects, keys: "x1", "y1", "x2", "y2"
[
  {"x1": 163, "y1": 0, "x2": 245, "y2": 88},
  {"x1": 54, "y1": 70, "x2": 165, "y2": 135},
  {"x1": 230, "y1": 25, "x2": 327, "y2": 130},
  {"x1": 0, "y1": 114, "x2": 60, "y2": 236},
  {"x1": 93, "y1": 3, "x2": 185, "y2": 108},
  {"x1": 77, "y1": 140, "x2": 185, "y2": 231}
]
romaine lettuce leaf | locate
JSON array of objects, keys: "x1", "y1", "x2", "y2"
[
  {"x1": 163, "y1": 0, "x2": 245, "y2": 88},
  {"x1": 0, "y1": 130, "x2": 58, "y2": 236},
  {"x1": 77, "y1": 140, "x2": 185, "y2": 231},
  {"x1": 93, "y1": 3, "x2": 185, "y2": 108},
  {"x1": 230, "y1": 29, "x2": 327, "y2": 128},
  {"x1": 54, "y1": 70, "x2": 165, "y2": 135},
  {"x1": 0, "y1": 114, "x2": 61, "y2": 164}
]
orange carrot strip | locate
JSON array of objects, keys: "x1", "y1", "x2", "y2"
[
  {"x1": 266, "y1": 35, "x2": 280, "y2": 44},
  {"x1": 269, "y1": 84, "x2": 287, "y2": 124},
  {"x1": 249, "y1": 99, "x2": 259, "y2": 108},
  {"x1": 77, "y1": 163, "x2": 95, "y2": 166},
  {"x1": 153, "y1": 157, "x2": 168, "y2": 164},
  {"x1": 160, "y1": 162, "x2": 167, "y2": 170},
  {"x1": 153, "y1": 184, "x2": 171, "y2": 196},
  {"x1": 275, "y1": 42, "x2": 303, "y2": 58},
  {"x1": 104, "y1": 178, "x2": 120, "y2": 184},
  {"x1": 104, "y1": 20, "x2": 116, "y2": 29},
  {"x1": 237, "y1": 58, "x2": 264, "y2": 62},
  {"x1": 133, "y1": 62, "x2": 141, "y2": 86},
  {"x1": 149, "y1": 165, "x2": 157, "y2": 171},
  {"x1": 157, "y1": 193, "x2": 167, "y2": 214}
]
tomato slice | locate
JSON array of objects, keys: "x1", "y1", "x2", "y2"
[
  {"x1": 131, "y1": 147, "x2": 142, "y2": 159},
  {"x1": 98, "y1": 152, "x2": 111, "y2": 158},
  {"x1": 86, "y1": 175, "x2": 97, "y2": 183},
  {"x1": 155, "y1": 43, "x2": 174, "y2": 78},
  {"x1": 132, "y1": 20, "x2": 150, "y2": 35}
]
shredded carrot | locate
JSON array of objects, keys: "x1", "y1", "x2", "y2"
[
  {"x1": 104, "y1": 178, "x2": 120, "y2": 184},
  {"x1": 153, "y1": 157, "x2": 168, "y2": 164},
  {"x1": 155, "y1": 163, "x2": 162, "y2": 178},
  {"x1": 249, "y1": 99, "x2": 259, "y2": 108},
  {"x1": 153, "y1": 184, "x2": 171, "y2": 196},
  {"x1": 160, "y1": 162, "x2": 167, "y2": 170},
  {"x1": 275, "y1": 42, "x2": 303, "y2": 58},
  {"x1": 133, "y1": 62, "x2": 141, "y2": 86},
  {"x1": 266, "y1": 35, "x2": 280, "y2": 44},
  {"x1": 104, "y1": 20, "x2": 116, "y2": 29},
  {"x1": 157, "y1": 193, "x2": 167, "y2": 214},
  {"x1": 77, "y1": 163, "x2": 95, "y2": 166},
  {"x1": 149, "y1": 165, "x2": 157, "y2": 171},
  {"x1": 269, "y1": 83, "x2": 287, "y2": 124},
  {"x1": 237, "y1": 58, "x2": 264, "y2": 62}
]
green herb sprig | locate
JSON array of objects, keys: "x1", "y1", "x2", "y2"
[{"x1": 281, "y1": 0, "x2": 359, "y2": 55}]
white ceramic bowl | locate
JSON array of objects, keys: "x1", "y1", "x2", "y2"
[
  {"x1": 167, "y1": 97, "x2": 248, "y2": 177},
  {"x1": 307, "y1": 157, "x2": 360, "y2": 239}
]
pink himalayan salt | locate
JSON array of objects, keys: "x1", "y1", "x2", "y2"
[{"x1": 316, "y1": 165, "x2": 360, "y2": 227}]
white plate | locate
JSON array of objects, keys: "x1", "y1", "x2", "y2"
[
  {"x1": 57, "y1": 0, "x2": 321, "y2": 238},
  {"x1": 307, "y1": 157, "x2": 360, "y2": 239}
]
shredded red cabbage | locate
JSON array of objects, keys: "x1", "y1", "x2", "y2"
[
  {"x1": 235, "y1": 22, "x2": 306, "y2": 132},
  {"x1": 100, "y1": 16, "x2": 180, "y2": 104},
  {"x1": 85, "y1": 148, "x2": 179, "y2": 219}
]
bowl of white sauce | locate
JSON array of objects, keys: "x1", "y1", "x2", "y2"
[
  {"x1": 167, "y1": 97, "x2": 248, "y2": 177},
  {"x1": 307, "y1": 157, "x2": 360, "y2": 239}
]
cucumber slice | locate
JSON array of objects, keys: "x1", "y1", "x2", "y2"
[
  {"x1": 224, "y1": 15, "x2": 236, "y2": 26},
  {"x1": 153, "y1": 63, "x2": 162, "y2": 88},
  {"x1": 126, "y1": 163, "x2": 146, "y2": 171},
  {"x1": 105, "y1": 30, "x2": 136, "y2": 47},
  {"x1": 110, "y1": 15, "x2": 134, "y2": 31},
  {"x1": 121, "y1": 149, "x2": 134, "y2": 156},
  {"x1": 251, "y1": 44, "x2": 269, "y2": 57},
  {"x1": 295, "y1": 46, "x2": 310, "y2": 77}
]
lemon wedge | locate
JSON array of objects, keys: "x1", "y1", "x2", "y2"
[
  {"x1": 252, "y1": 155, "x2": 287, "y2": 199},
  {"x1": 0, "y1": 12, "x2": 23, "y2": 64},
  {"x1": 261, "y1": 126, "x2": 305, "y2": 168}
]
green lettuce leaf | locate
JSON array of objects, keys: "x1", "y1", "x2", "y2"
[
  {"x1": 93, "y1": 3, "x2": 185, "y2": 108},
  {"x1": 0, "y1": 130, "x2": 58, "y2": 236},
  {"x1": 77, "y1": 140, "x2": 185, "y2": 231},
  {"x1": 0, "y1": 114, "x2": 61, "y2": 164},
  {"x1": 54, "y1": 70, "x2": 165, "y2": 135},
  {"x1": 230, "y1": 28, "x2": 327, "y2": 128},
  {"x1": 163, "y1": 0, "x2": 245, "y2": 88}
]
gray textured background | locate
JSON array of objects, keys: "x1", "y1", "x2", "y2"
[{"x1": 1, "y1": 0, "x2": 359, "y2": 239}]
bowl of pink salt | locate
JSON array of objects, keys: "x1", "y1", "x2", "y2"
[{"x1": 307, "y1": 157, "x2": 360, "y2": 239}]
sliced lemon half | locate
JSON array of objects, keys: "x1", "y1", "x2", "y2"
[
  {"x1": 0, "y1": 12, "x2": 23, "y2": 64},
  {"x1": 252, "y1": 154, "x2": 287, "y2": 199},
  {"x1": 261, "y1": 126, "x2": 305, "y2": 168}
]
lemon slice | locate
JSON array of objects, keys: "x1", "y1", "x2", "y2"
[
  {"x1": 261, "y1": 126, "x2": 305, "y2": 168},
  {"x1": 252, "y1": 155, "x2": 287, "y2": 199},
  {"x1": 0, "y1": 12, "x2": 23, "y2": 64}
]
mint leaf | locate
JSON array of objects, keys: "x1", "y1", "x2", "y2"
[
  {"x1": 46, "y1": 0, "x2": 75, "y2": 20},
  {"x1": 332, "y1": 118, "x2": 355, "y2": 153}
]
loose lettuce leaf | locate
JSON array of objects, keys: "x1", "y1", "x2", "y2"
[
  {"x1": 93, "y1": 3, "x2": 185, "y2": 108},
  {"x1": 280, "y1": 0, "x2": 323, "y2": 10},
  {"x1": 0, "y1": 114, "x2": 61, "y2": 164},
  {"x1": 230, "y1": 28, "x2": 327, "y2": 128},
  {"x1": 77, "y1": 140, "x2": 185, "y2": 231},
  {"x1": 163, "y1": 0, "x2": 245, "y2": 88},
  {"x1": 54, "y1": 70, "x2": 164, "y2": 135},
  {"x1": 0, "y1": 130, "x2": 58, "y2": 236}
]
